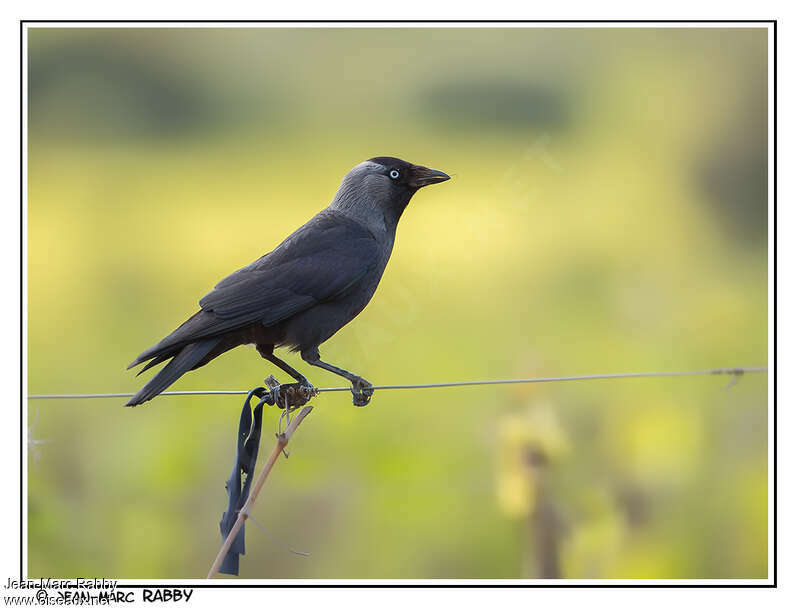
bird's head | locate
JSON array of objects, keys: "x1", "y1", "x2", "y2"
[
  {"x1": 331, "y1": 157, "x2": 450, "y2": 229},
  {"x1": 364, "y1": 156, "x2": 451, "y2": 190}
]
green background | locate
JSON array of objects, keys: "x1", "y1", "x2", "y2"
[{"x1": 27, "y1": 27, "x2": 768, "y2": 579}]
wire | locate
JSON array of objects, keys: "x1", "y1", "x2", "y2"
[
  {"x1": 27, "y1": 391, "x2": 248, "y2": 400},
  {"x1": 25, "y1": 366, "x2": 767, "y2": 401}
]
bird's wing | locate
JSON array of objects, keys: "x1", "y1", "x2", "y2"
[
  {"x1": 128, "y1": 212, "x2": 382, "y2": 369},
  {"x1": 196, "y1": 212, "x2": 381, "y2": 333}
]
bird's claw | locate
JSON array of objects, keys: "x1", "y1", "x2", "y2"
[
  {"x1": 262, "y1": 377, "x2": 317, "y2": 409},
  {"x1": 350, "y1": 377, "x2": 374, "y2": 407}
]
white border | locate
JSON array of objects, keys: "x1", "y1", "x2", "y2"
[{"x1": 15, "y1": 20, "x2": 775, "y2": 591}]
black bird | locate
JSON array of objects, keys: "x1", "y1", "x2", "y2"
[{"x1": 126, "y1": 157, "x2": 450, "y2": 407}]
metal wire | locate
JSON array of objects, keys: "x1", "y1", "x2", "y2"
[{"x1": 25, "y1": 366, "x2": 768, "y2": 401}]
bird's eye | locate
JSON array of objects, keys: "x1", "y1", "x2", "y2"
[{"x1": 389, "y1": 169, "x2": 400, "y2": 180}]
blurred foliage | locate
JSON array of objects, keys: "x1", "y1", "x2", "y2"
[
  {"x1": 694, "y1": 84, "x2": 768, "y2": 244},
  {"x1": 497, "y1": 403, "x2": 569, "y2": 518},
  {"x1": 420, "y1": 79, "x2": 571, "y2": 131},
  {"x1": 27, "y1": 27, "x2": 768, "y2": 579},
  {"x1": 28, "y1": 42, "x2": 214, "y2": 138}
]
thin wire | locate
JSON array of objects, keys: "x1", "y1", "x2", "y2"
[
  {"x1": 245, "y1": 512, "x2": 310, "y2": 557},
  {"x1": 25, "y1": 366, "x2": 767, "y2": 400}
]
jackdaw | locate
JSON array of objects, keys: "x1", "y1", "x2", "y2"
[{"x1": 126, "y1": 157, "x2": 450, "y2": 407}]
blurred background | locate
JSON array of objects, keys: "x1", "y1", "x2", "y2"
[{"x1": 26, "y1": 27, "x2": 768, "y2": 579}]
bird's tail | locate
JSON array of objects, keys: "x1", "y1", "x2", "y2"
[{"x1": 126, "y1": 338, "x2": 219, "y2": 406}]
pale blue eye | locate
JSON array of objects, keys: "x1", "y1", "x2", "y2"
[{"x1": 390, "y1": 169, "x2": 400, "y2": 179}]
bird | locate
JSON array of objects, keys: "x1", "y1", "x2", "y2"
[{"x1": 126, "y1": 157, "x2": 450, "y2": 407}]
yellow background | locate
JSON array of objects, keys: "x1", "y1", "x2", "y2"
[{"x1": 27, "y1": 27, "x2": 768, "y2": 579}]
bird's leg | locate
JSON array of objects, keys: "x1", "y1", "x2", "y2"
[
  {"x1": 301, "y1": 349, "x2": 373, "y2": 407},
  {"x1": 256, "y1": 346, "x2": 316, "y2": 409},
  {"x1": 257, "y1": 346, "x2": 313, "y2": 388}
]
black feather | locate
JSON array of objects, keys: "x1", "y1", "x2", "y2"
[
  {"x1": 135, "y1": 352, "x2": 174, "y2": 376},
  {"x1": 125, "y1": 338, "x2": 219, "y2": 406}
]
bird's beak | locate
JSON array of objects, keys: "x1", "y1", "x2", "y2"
[{"x1": 409, "y1": 165, "x2": 451, "y2": 188}]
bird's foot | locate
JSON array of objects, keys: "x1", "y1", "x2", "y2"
[
  {"x1": 263, "y1": 375, "x2": 318, "y2": 409},
  {"x1": 350, "y1": 376, "x2": 374, "y2": 407}
]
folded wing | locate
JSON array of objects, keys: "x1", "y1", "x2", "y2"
[{"x1": 129, "y1": 212, "x2": 381, "y2": 368}]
